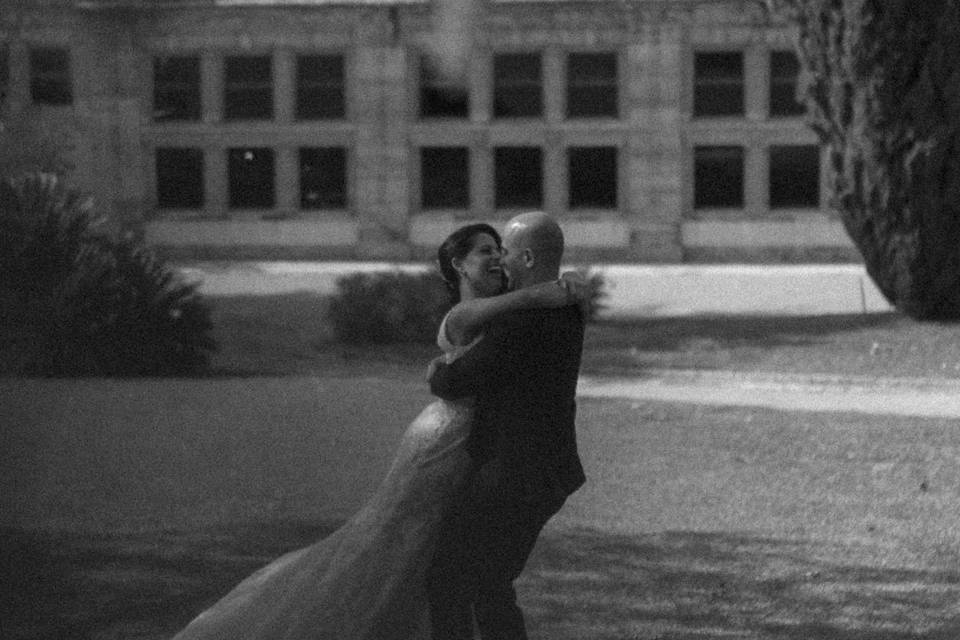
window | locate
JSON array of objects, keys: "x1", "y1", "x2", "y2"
[
  {"x1": 297, "y1": 54, "x2": 345, "y2": 120},
  {"x1": 566, "y1": 53, "x2": 618, "y2": 119},
  {"x1": 493, "y1": 53, "x2": 542, "y2": 118},
  {"x1": 0, "y1": 44, "x2": 9, "y2": 104},
  {"x1": 228, "y1": 148, "x2": 275, "y2": 209},
  {"x1": 694, "y1": 146, "x2": 744, "y2": 208},
  {"x1": 153, "y1": 56, "x2": 201, "y2": 121},
  {"x1": 769, "y1": 145, "x2": 820, "y2": 208},
  {"x1": 156, "y1": 148, "x2": 204, "y2": 209},
  {"x1": 224, "y1": 55, "x2": 273, "y2": 120},
  {"x1": 494, "y1": 146, "x2": 542, "y2": 209},
  {"x1": 30, "y1": 47, "x2": 72, "y2": 105},
  {"x1": 569, "y1": 147, "x2": 617, "y2": 209},
  {"x1": 693, "y1": 52, "x2": 743, "y2": 117},
  {"x1": 299, "y1": 147, "x2": 347, "y2": 209},
  {"x1": 419, "y1": 56, "x2": 468, "y2": 118},
  {"x1": 421, "y1": 147, "x2": 470, "y2": 209},
  {"x1": 770, "y1": 51, "x2": 805, "y2": 117}
]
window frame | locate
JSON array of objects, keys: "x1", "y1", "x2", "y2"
[
  {"x1": 768, "y1": 144, "x2": 821, "y2": 209},
  {"x1": 152, "y1": 54, "x2": 202, "y2": 122},
  {"x1": 492, "y1": 52, "x2": 543, "y2": 119},
  {"x1": 567, "y1": 146, "x2": 619, "y2": 210},
  {"x1": 223, "y1": 54, "x2": 274, "y2": 121},
  {"x1": 420, "y1": 146, "x2": 471, "y2": 211},
  {"x1": 227, "y1": 147, "x2": 276, "y2": 210},
  {"x1": 493, "y1": 145, "x2": 544, "y2": 210},
  {"x1": 769, "y1": 50, "x2": 805, "y2": 118},
  {"x1": 692, "y1": 50, "x2": 744, "y2": 118},
  {"x1": 693, "y1": 145, "x2": 745, "y2": 209},
  {"x1": 565, "y1": 52, "x2": 619, "y2": 120},
  {"x1": 298, "y1": 146, "x2": 349, "y2": 210},
  {"x1": 295, "y1": 53, "x2": 346, "y2": 121},
  {"x1": 155, "y1": 147, "x2": 205, "y2": 210},
  {"x1": 29, "y1": 46, "x2": 73, "y2": 106},
  {"x1": 0, "y1": 43, "x2": 9, "y2": 105},
  {"x1": 418, "y1": 55, "x2": 469, "y2": 120}
]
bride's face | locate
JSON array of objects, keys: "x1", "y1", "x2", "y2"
[{"x1": 454, "y1": 233, "x2": 503, "y2": 298}]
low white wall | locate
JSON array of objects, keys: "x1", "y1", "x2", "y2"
[{"x1": 178, "y1": 263, "x2": 894, "y2": 317}]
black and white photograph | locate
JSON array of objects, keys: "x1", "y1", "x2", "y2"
[{"x1": 3, "y1": 0, "x2": 960, "y2": 638}]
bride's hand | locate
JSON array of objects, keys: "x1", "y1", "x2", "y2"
[
  {"x1": 426, "y1": 355, "x2": 445, "y2": 382},
  {"x1": 559, "y1": 271, "x2": 592, "y2": 313}
]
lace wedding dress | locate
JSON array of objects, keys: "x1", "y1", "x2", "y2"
[{"x1": 172, "y1": 317, "x2": 476, "y2": 640}]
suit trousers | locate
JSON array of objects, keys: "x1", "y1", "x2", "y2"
[{"x1": 427, "y1": 462, "x2": 565, "y2": 640}]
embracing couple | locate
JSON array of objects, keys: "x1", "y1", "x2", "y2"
[{"x1": 173, "y1": 211, "x2": 588, "y2": 640}]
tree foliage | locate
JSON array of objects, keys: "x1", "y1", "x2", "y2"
[
  {"x1": 765, "y1": 0, "x2": 960, "y2": 319},
  {"x1": 0, "y1": 173, "x2": 216, "y2": 376}
]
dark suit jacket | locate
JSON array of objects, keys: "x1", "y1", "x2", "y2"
[{"x1": 429, "y1": 305, "x2": 586, "y2": 503}]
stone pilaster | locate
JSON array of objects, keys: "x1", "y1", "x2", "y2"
[
  {"x1": 625, "y1": 23, "x2": 684, "y2": 262},
  {"x1": 353, "y1": 37, "x2": 410, "y2": 259}
]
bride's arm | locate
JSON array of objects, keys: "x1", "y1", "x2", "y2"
[{"x1": 444, "y1": 271, "x2": 589, "y2": 345}]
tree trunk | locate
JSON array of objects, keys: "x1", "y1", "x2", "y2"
[{"x1": 766, "y1": 0, "x2": 960, "y2": 319}]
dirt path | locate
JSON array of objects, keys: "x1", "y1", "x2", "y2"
[{"x1": 578, "y1": 369, "x2": 960, "y2": 418}]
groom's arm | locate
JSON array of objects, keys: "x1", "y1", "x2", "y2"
[{"x1": 428, "y1": 314, "x2": 525, "y2": 400}]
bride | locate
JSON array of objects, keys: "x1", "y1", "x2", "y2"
[{"x1": 171, "y1": 223, "x2": 586, "y2": 640}]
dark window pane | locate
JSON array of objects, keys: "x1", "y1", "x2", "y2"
[
  {"x1": 495, "y1": 146, "x2": 542, "y2": 209},
  {"x1": 419, "y1": 57, "x2": 468, "y2": 118},
  {"x1": 156, "y1": 148, "x2": 204, "y2": 209},
  {"x1": 296, "y1": 55, "x2": 345, "y2": 120},
  {"x1": 299, "y1": 147, "x2": 347, "y2": 209},
  {"x1": 693, "y1": 52, "x2": 743, "y2": 117},
  {"x1": 228, "y1": 147, "x2": 275, "y2": 209},
  {"x1": 569, "y1": 147, "x2": 617, "y2": 209},
  {"x1": 770, "y1": 50, "x2": 805, "y2": 117},
  {"x1": 30, "y1": 47, "x2": 72, "y2": 105},
  {"x1": 494, "y1": 53, "x2": 542, "y2": 118},
  {"x1": 694, "y1": 146, "x2": 744, "y2": 208},
  {"x1": 566, "y1": 53, "x2": 618, "y2": 119},
  {"x1": 224, "y1": 56, "x2": 273, "y2": 120},
  {"x1": 421, "y1": 147, "x2": 469, "y2": 209},
  {"x1": 153, "y1": 56, "x2": 201, "y2": 121},
  {"x1": 770, "y1": 145, "x2": 820, "y2": 208}
]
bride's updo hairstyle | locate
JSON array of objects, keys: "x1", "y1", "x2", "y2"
[{"x1": 437, "y1": 223, "x2": 502, "y2": 304}]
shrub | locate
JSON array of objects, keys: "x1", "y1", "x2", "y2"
[
  {"x1": 327, "y1": 270, "x2": 452, "y2": 344},
  {"x1": 326, "y1": 266, "x2": 609, "y2": 345},
  {"x1": 0, "y1": 173, "x2": 216, "y2": 376}
]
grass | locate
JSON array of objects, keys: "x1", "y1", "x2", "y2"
[
  {"x1": 5, "y1": 391, "x2": 960, "y2": 638},
  {"x1": 205, "y1": 292, "x2": 960, "y2": 380},
  {"x1": 6, "y1": 293, "x2": 960, "y2": 638}
]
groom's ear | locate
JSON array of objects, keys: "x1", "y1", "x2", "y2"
[{"x1": 523, "y1": 248, "x2": 535, "y2": 267}]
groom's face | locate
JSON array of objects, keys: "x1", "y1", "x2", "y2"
[{"x1": 499, "y1": 226, "x2": 529, "y2": 290}]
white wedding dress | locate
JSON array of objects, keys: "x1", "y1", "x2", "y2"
[{"x1": 172, "y1": 317, "x2": 476, "y2": 640}]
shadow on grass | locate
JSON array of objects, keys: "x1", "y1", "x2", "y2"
[
  {"x1": 524, "y1": 528, "x2": 960, "y2": 640},
  {"x1": 4, "y1": 523, "x2": 959, "y2": 640},
  {"x1": 0, "y1": 522, "x2": 337, "y2": 640}
]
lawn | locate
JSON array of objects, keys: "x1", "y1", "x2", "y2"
[
  {"x1": 4, "y1": 294, "x2": 960, "y2": 639},
  {"x1": 207, "y1": 292, "x2": 960, "y2": 380}
]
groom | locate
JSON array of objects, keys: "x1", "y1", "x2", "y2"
[{"x1": 426, "y1": 211, "x2": 586, "y2": 640}]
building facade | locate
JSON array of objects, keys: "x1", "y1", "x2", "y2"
[{"x1": 0, "y1": 0, "x2": 859, "y2": 262}]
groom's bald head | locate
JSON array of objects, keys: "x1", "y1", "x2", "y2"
[{"x1": 500, "y1": 211, "x2": 565, "y2": 289}]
